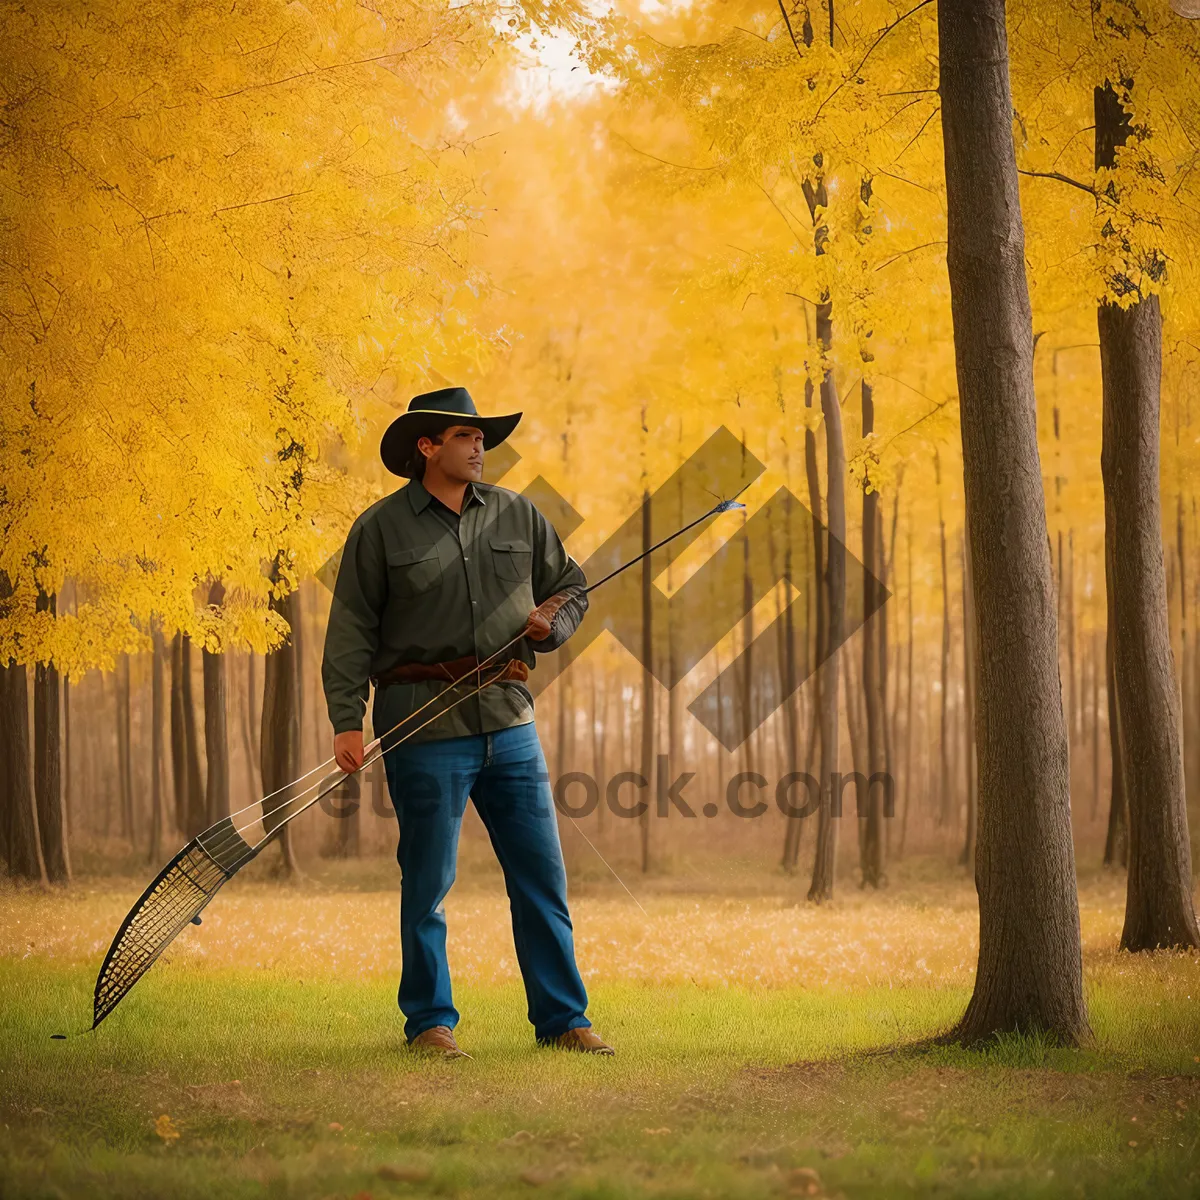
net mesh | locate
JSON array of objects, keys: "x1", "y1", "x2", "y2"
[{"x1": 92, "y1": 820, "x2": 256, "y2": 1028}]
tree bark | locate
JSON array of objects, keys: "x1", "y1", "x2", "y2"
[
  {"x1": 898, "y1": 526, "x2": 915, "y2": 860},
  {"x1": 203, "y1": 581, "x2": 231, "y2": 826},
  {"x1": 181, "y1": 634, "x2": 206, "y2": 836},
  {"x1": 117, "y1": 652, "x2": 134, "y2": 841},
  {"x1": 938, "y1": 0, "x2": 1088, "y2": 1045},
  {"x1": 1, "y1": 656, "x2": 46, "y2": 882},
  {"x1": 261, "y1": 574, "x2": 302, "y2": 876},
  {"x1": 170, "y1": 632, "x2": 187, "y2": 834},
  {"x1": 860, "y1": 380, "x2": 886, "y2": 887},
  {"x1": 804, "y1": 170, "x2": 846, "y2": 904},
  {"x1": 150, "y1": 626, "x2": 166, "y2": 863},
  {"x1": 34, "y1": 587, "x2": 69, "y2": 882},
  {"x1": 1100, "y1": 296, "x2": 1200, "y2": 949}
]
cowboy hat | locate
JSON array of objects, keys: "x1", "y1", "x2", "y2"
[{"x1": 380, "y1": 387, "x2": 522, "y2": 478}]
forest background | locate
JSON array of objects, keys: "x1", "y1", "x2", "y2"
[{"x1": 2, "y1": 1, "x2": 1200, "y2": 1196}]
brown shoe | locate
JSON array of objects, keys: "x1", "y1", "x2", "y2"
[
  {"x1": 407, "y1": 1025, "x2": 470, "y2": 1059},
  {"x1": 540, "y1": 1026, "x2": 614, "y2": 1055}
]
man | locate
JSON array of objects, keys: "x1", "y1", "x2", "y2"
[{"x1": 320, "y1": 386, "x2": 613, "y2": 1058}]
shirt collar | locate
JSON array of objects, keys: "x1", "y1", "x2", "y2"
[{"x1": 407, "y1": 477, "x2": 485, "y2": 516}]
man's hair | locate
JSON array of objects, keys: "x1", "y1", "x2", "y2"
[{"x1": 404, "y1": 425, "x2": 452, "y2": 480}]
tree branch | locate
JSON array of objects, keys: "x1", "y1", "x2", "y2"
[{"x1": 1017, "y1": 168, "x2": 1096, "y2": 197}]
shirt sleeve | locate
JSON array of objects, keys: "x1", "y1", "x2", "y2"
[
  {"x1": 321, "y1": 515, "x2": 388, "y2": 734},
  {"x1": 530, "y1": 502, "x2": 588, "y2": 654}
]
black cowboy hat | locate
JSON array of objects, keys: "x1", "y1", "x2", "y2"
[{"x1": 380, "y1": 387, "x2": 522, "y2": 479}]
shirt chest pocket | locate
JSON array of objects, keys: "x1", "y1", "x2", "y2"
[
  {"x1": 386, "y1": 544, "x2": 441, "y2": 598},
  {"x1": 489, "y1": 537, "x2": 532, "y2": 583}
]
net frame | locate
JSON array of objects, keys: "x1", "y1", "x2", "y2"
[{"x1": 92, "y1": 820, "x2": 258, "y2": 1028}]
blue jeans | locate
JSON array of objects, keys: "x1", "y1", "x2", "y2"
[{"x1": 382, "y1": 720, "x2": 592, "y2": 1043}]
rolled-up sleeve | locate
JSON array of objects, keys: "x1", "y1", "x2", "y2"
[
  {"x1": 321, "y1": 516, "x2": 387, "y2": 734},
  {"x1": 530, "y1": 503, "x2": 588, "y2": 653}
]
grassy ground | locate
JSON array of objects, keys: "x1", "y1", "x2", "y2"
[{"x1": 1, "y1": 853, "x2": 1198, "y2": 1199}]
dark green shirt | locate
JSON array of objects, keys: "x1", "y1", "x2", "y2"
[{"x1": 320, "y1": 477, "x2": 588, "y2": 745}]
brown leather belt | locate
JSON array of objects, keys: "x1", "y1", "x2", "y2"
[{"x1": 370, "y1": 654, "x2": 529, "y2": 688}]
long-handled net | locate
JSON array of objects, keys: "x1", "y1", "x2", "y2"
[
  {"x1": 88, "y1": 636, "x2": 528, "y2": 1031},
  {"x1": 83, "y1": 489, "x2": 749, "y2": 1034}
]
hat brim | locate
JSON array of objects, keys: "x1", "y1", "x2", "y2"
[{"x1": 380, "y1": 410, "x2": 522, "y2": 478}]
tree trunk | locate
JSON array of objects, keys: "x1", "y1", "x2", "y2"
[
  {"x1": 150, "y1": 626, "x2": 166, "y2": 863},
  {"x1": 899, "y1": 527, "x2": 916, "y2": 860},
  {"x1": 63, "y1": 670, "x2": 72, "y2": 844},
  {"x1": 860, "y1": 380, "x2": 886, "y2": 887},
  {"x1": 639, "y1": 487, "x2": 654, "y2": 873},
  {"x1": 117, "y1": 652, "x2": 134, "y2": 842},
  {"x1": 1100, "y1": 296, "x2": 1200, "y2": 950},
  {"x1": 938, "y1": 0, "x2": 1088, "y2": 1045},
  {"x1": 261, "y1": 576, "x2": 302, "y2": 876},
  {"x1": 170, "y1": 632, "x2": 187, "y2": 834},
  {"x1": 0, "y1": 637, "x2": 46, "y2": 883},
  {"x1": 181, "y1": 634, "x2": 206, "y2": 836},
  {"x1": 34, "y1": 587, "x2": 69, "y2": 882},
  {"x1": 807, "y1": 287, "x2": 845, "y2": 903},
  {"x1": 203, "y1": 581, "x2": 231, "y2": 826}
]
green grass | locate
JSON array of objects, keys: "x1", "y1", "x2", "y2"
[{"x1": 1, "y1": 868, "x2": 1199, "y2": 1198}]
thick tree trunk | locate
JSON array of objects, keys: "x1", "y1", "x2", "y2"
[
  {"x1": 1, "y1": 655, "x2": 46, "y2": 882},
  {"x1": 938, "y1": 0, "x2": 1088, "y2": 1044},
  {"x1": 203, "y1": 581, "x2": 230, "y2": 826},
  {"x1": 150, "y1": 627, "x2": 166, "y2": 863},
  {"x1": 1099, "y1": 296, "x2": 1200, "y2": 950},
  {"x1": 34, "y1": 588, "x2": 69, "y2": 882},
  {"x1": 261, "y1": 579, "x2": 302, "y2": 876},
  {"x1": 860, "y1": 380, "x2": 886, "y2": 887}
]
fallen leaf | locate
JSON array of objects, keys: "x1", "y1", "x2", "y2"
[
  {"x1": 500, "y1": 1130, "x2": 535, "y2": 1146},
  {"x1": 154, "y1": 1114, "x2": 181, "y2": 1143},
  {"x1": 642, "y1": 1127, "x2": 671, "y2": 1136},
  {"x1": 328, "y1": 1122, "x2": 344, "y2": 1132}
]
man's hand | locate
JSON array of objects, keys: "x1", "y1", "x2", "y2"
[
  {"x1": 522, "y1": 589, "x2": 577, "y2": 641},
  {"x1": 334, "y1": 730, "x2": 364, "y2": 774},
  {"x1": 522, "y1": 606, "x2": 553, "y2": 641}
]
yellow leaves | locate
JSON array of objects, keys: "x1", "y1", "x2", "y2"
[
  {"x1": 153, "y1": 1113, "x2": 181, "y2": 1143},
  {"x1": 0, "y1": 0, "x2": 500, "y2": 671}
]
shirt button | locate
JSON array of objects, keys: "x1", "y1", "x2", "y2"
[
  {"x1": 472, "y1": 599, "x2": 478, "y2": 605},
  {"x1": 463, "y1": 555, "x2": 469, "y2": 561}
]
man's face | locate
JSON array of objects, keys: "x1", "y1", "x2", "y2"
[{"x1": 420, "y1": 424, "x2": 484, "y2": 482}]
